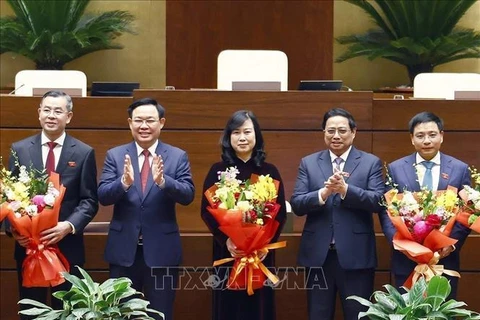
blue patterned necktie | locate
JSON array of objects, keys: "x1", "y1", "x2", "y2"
[
  {"x1": 334, "y1": 157, "x2": 343, "y2": 172},
  {"x1": 421, "y1": 161, "x2": 435, "y2": 190}
]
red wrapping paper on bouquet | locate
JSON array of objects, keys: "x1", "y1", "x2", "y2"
[
  {"x1": 456, "y1": 188, "x2": 480, "y2": 233},
  {"x1": 384, "y1": 186, "x2": 460, "y2": 288},
  {"x1": 5, "y1": 172, "x2": 69, "y2": 287},
  {"x1": 205, "y1": 174, "x2": 286, "y2": 295}
]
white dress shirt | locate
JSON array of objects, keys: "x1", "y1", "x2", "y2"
[{"x1": 415, "y1": 152, "x2": 441, "y2": 191}]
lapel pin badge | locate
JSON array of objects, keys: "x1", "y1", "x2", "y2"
[
  {"x1": 68, "y1": 161, "x2": 76, "y2": 167},
  {"x1": 441, "y1": 172, "x2": 449, "y2": 180}
]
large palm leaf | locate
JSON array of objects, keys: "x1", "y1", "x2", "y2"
[
  {"x1": 336, "y1": 0, "x2": 480, "y2": 84},
  {"x1": 0, "y1": 0, "x2": 135, "y2": 69}
]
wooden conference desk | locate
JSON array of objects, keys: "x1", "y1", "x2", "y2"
[{"x1": 1, "y1": 92, "x2": 479, "y2": 318}]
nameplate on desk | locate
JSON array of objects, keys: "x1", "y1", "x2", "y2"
[
  {"x1": 232, "y1": 81, "x2": 281, "y2": 91},
  {"x1": 33, "y1": 88, "x2": 83, "y2": 97},
  {"x1": 454, "y1": 91, "x2": 480, "y2": 100}
]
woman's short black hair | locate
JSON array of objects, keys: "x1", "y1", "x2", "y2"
[{"x1": 221, "y1": 110, "x2": 266, "y2": 167}]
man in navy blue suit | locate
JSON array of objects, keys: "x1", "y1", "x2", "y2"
[
  {"x1": 8, "y1": 91, "x2": 98, "y2": 317},
  {"x1": 379, "y1": 111, "x2": 470, "y2": 299},
  {"x1": 98, "y1": 98, "x2": 195, "y2": 320},
  {"x1": 291, "y1": 108, "x2": 384, "y2": 320}
]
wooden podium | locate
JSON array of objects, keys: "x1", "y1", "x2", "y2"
[{"x1": 1, "y1": 92, "x2": 479, "y2": 319}]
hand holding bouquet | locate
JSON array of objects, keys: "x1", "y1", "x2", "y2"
[
  {"x1": 384, "y1": 184, "x2": 460, "y2": 288},
  {"x1": 1, "y1": 155, "x2": 68, "y2": 287},
  {"x1": 204, "y1": 167, "x2": 286, "y2": 295},
  {"x1": 457, "y1": 167, "x2": 480, "y2": 232}
]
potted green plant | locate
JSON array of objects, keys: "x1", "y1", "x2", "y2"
[
  {"x1": 335, "y1": 0, "x2": 480, "y2": 85},
  {"x1": 18, "y1": 266, "x2": 164, "y2": 320},
  {"x1": 347, "y1": 275, "x2": 480, "y2": 319},
  {"x1": 0, "y1": 0, "x2": 135, "y2": 70}
]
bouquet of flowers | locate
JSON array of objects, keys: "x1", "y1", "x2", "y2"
[
  {"x1": 0, "y1": 156, "x2": 68, "y2": 287},
  {"x1": 384, "y1": 184, "x2": 460, "y2": 288},
  {"x1": 457, "y1": 167, "x2": 480, "y2": 232},
  {"x1": 204, "y1": 167, "x2": 286, "y2": 295}
]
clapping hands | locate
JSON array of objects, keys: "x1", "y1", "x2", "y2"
[
  {"x1": 122, "y1": 154, "x2": 134, "y2": 187},
  {"x1": 324, "y1": 167, "x2": 348, "y2": 198}
]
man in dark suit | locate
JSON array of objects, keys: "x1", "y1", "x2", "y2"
[
  {"x1": 290, "y1": 108, "x2": 384, "y2": 320},
  {"x1": 378, "y1": 111, "x2": 470, "y2": 298},
  {"x1": 98, "y1": 98, "x2": 195, "y2": 320},
  {"x1": 8, "y1": 90, "x2": 98, "y2": 315}
]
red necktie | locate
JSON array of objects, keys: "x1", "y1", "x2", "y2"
[
  {"x1": 141, "y1": 149, "x2": 150, "y2": 192},
  {"x1": 46, "y1": 141, "x2": 57, "y2": 174}
]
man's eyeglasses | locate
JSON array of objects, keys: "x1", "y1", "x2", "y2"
[
  {"x1": 132, "y1": 118, "x2": 159, "y2": 127},
  {"x1": 41, "y1": 108, "x2": 68, "y2": 117},
  {"x1": 324, "y1": 128, "x2": 351, "y2": 137},
  {"x1": 413, "y1": 133, "x2": 440, "y2": 141}
]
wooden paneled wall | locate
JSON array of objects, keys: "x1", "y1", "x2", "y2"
[
  {"x1": 1, "y1": 93, "x2": 479, "y2": 318},
  {"x1": 165, "y1": 1, "x2": 334, "y2": 90}
]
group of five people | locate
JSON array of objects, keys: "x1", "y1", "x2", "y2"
[{"x1": 6, "y1": 91, "x2": 470, "y2": 320}]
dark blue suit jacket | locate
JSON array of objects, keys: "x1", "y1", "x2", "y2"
[
  {"x1": 98, "y1": 140, "x2": 195, "y2": 268},
  {"x1": 290, "y1": 147, "x2": 384, "y2": 270},
  {"x1": 378, "y1": 152, "x2": 471, "y2": 275},
  {"x1": 9, "y1": 133, "x2": 98, "y2": 265}
]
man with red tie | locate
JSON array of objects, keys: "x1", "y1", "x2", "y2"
[
  {"x1": 98, "y1": 98, "x2": 195, "y2": 320},
  {"x1": 8, "y1": 90, "x2": 98, "y2": 317}
]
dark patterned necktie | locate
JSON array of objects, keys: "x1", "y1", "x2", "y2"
[{"x1": 46, "y1": 141, "x2": 57, "y2": 174}]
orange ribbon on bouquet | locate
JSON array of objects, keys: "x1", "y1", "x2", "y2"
[
  {"x1": 213, "y1": 241, "x2": 287, "y2": 295},
  {"x1": 407, "y1": 252, "x2": 460, "y2": 288}
]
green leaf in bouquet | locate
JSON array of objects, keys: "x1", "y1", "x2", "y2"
[
  {"x1": 468, "y1": 214, "x2": 478, "y2": 226},
  {"x1": 226, "y1": 191, "x2": 236, "y2": 209}
]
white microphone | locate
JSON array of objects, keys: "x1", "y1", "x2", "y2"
[{"x1": 8, "y1": 83, "x2": 25, "y2": 95}]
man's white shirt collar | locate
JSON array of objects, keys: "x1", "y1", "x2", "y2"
[
  {"x1": 415, "y1": 152, "x2": 441, "y2": 166},
  {"x1": 135, "y1": 140, "x2": 158, "y2": 157},
  {"x1": 41, "y1": 131, "x2": 66, "y2": 146},
  {"x1": 329, "y1": 146, "x2": 352, "y2": 164}
]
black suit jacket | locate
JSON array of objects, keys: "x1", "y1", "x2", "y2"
[{"x1": 9, "y1": 133, "x2": 99, "y2": 265}]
